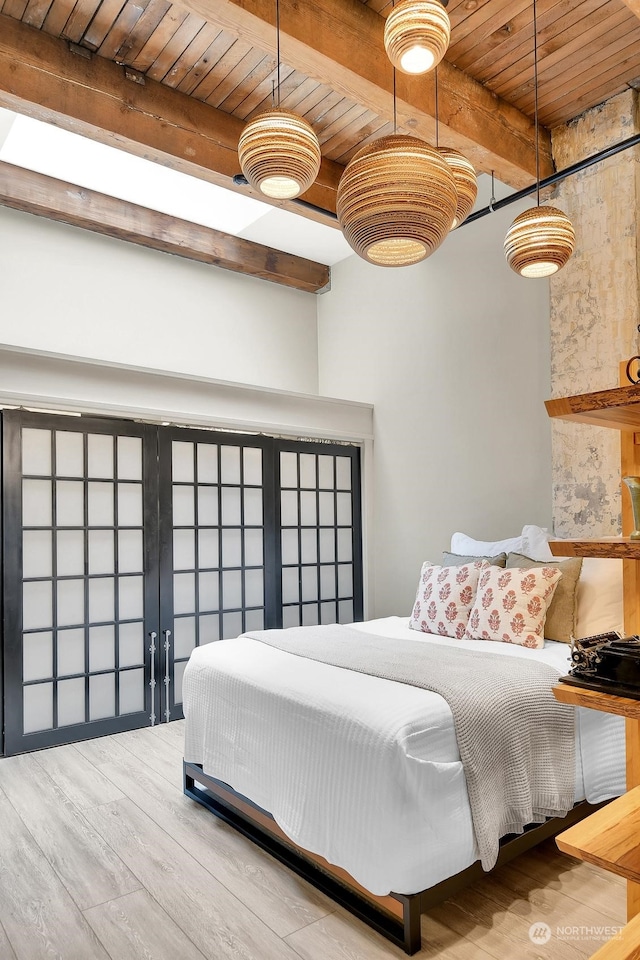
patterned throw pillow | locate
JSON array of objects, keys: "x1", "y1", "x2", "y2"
[
  {"x1": 465, "y1": 565, "x2": 562, "y2": 649},
  {"x1": 409, "y1": 560, "x2": 487, "y2": 639}
]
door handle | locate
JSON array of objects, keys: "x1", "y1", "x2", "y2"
[
  {"x1": 148, "y1": 631, "x2": 157, "y2": 726},
  {"x1": 163, "y1": 629, "x2": 172, "y2": 723}
]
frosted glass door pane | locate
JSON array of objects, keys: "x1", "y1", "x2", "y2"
[
  {"x1": 57, "y1": 678, "x2": 85, "y2": 727},
  {"x1": 337, "y1": 493, "x2": 352, "y2": 525},
  {"x1": 23, "y1": 632, "x2": 53, "y2": 682},
  {"x1": 321, "y1": 602, "x2": 337, "y2": 625},
  {"x1": 56, "y1": 432, "x2": 84, "y2": 477},
  {"x1": 88, "y1": 530, "x2": 114, "y2": 575},
  {"x1": 199, "y1": 572, "x2": 219, "y2": 611},
  {"x1": 301, "y1": 529, "x2": 317, "y2": 563},
  {"x1": 172, "y1": 441, "x2": 194, "y2": 483},
  {"x1": 57, "y1": 628, "x2": 85, "y2": 676},
  {"x1": 220, "y1": 446, "x2": 240, "y2": 484},
  {"x1": 243, "y1": 489, "x2": 262, "y2": 526},
  {"x1": 119, "y1": 669, "x2": 144, "y2": 715},
  {"x1": 280, "y1": 452, "x2": 297, "y2": 487},
  {"x1": 319, "y1": 529, "x2": 335, "y2": 562},
  {"x1": 222, "y1": 529, "x2": 242, "y2": 567},
  {"x1": 301, "y1": 567, "x2": 318, "y2": 602},
  {"x1": 88, "y1": 577, "x2": 114, "y2": 623},
  {"x1": 318, "y1": 456, "x2": 334, "y2": 488},
  {"x1": 22, "y1": 429, "x2": 51, "y2": 475},
  {"x1": 23, "y1": 530, "x2": 52, "y2": 578},
  {"x1": 283, "y1": 606, "x2": 300, "y2": 627},
  {"x1": 23, "y1": 479, "x2": 52, "y2": 526},
  {"x1": 88, "y1": 483, "x2": 114, "y2": 526},
  {"x1": 174, "y1": 617, "x2": 196, "y2": 658},
  {"x1": 173, "y1": 662, "x2": 187, "y2": 704},
  {"x1": 173, "y1": 529, "x2": 195, "y2": 570},
  {"x1": 337, "y1": 528, "x2": 353, "y2": 561},
  {"x1": 198, "y1": 487, "x2": 218, "y2": 525},
  {"x1": 118, "y1": 484, "x2": 142, "y2": 526},
  {"x1": 223, "y1": 570, "x2": 242, "y2": 608},
  {"x1": 119, "y1": 622, "x2": 144, "y2": 667},
  {"x1": 339, "y1": 600, "x2": 354, "y2": 622},
  {"x1": 320, "y1": 566, "x2": 336, "y2": 599},
  {"x1": 282, "y1": 568, "x2": 299, "y2": 604},
  {"x1": 23, "y1": 581, "x2": 52, "y2": 630},
  {"x1": 117, "y1": 436, "x2": 142, "y2": 480},
  {"x1": 243, "y1": 447, "x2": 262, "y2": 485},
  {"x1": 244, "y1": 529, "x2": 263, "y2": 566},
  {"x1": 245, "y1": 609, "x2": 264, "y2": 631},
  {"x1": 197, "y1": 444, "x2": 217, "y2": 483},
  {"x1": 24, "y1": 683, "x2": 53, "y2": 733},
  {"x1": 244, "y1": 569, "x2": 263, "y2": 607},
  {"x1": 88, "y1": 435, "x2": 114, "y2": 478},
  {"x1": 174, "y1": 573, "x2": 195, "y2": 614},
  {"x1": 299, "y1": 454, "x2": 316, "y2": 488},
  {"x1": 300, "y1": 492, "x2": 316, "y2": 525},
  {"x1": 58, "y1": 530, "x2": 85, "y2": 576},
  {"x1": 338, "y1": 565, "x2": 353, "y2": 597},
  {"x1": 119, "y1": 576, "x2": 144, "y2": 620},
  {"x1": 222, "y1": 612, "x2": 242, "y2": 640},
  {"x1": 198, "y1": 530, "x2": 219, "y2": 568},
  {"x1": 90, "y1": 625, "x2": 115, "y2": 671},
  {"x1": 281, "y1": 491, "x2": 298, "y2": 526},
  {"x1": 173, "y1": 487, "x2": 194, "y2": 526},
  {"x1": 302, "y1": 605, "x2": 319, "y2": 626},
  {"x1": 118, "y1": 530, "x2": 143, "y2": 574},
  {"x1": 56, "y1": 481, "x2": 84, "y2": 526},
  {"x1": 57, "y1": 582, "x2": 88, "y2": 633},
  {"x1": 89, "y1": 673, "x2": 115, "y2": 720},
  {"x1": 319, "y1": 492, "x2": 334, "y2": 526},
  {"x1": 199, "y1": 615, "x2": 219, "y2": 644},
  {"x1": 221, "y1": 488, "x2": 241, "y2": 525},
  {"x1": 336, "y1": 457, "x2": 352, "y2": 489},
  {"x1": 281, "y1": 529, "x2": 298, "y2": 565}
]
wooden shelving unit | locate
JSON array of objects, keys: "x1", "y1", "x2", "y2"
[{"x1": 548, "y1": 367, "x2": 640, "y2": 957}]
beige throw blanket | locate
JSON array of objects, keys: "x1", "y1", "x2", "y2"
[{"x1": 245, "y1": 624, "x2": 576, "y2": 870}]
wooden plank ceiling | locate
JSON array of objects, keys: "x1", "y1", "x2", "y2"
[{"x1": 4, "y1": 0, "x2": 638, "y2": 156}]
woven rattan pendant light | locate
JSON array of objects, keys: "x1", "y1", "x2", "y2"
[
  {"x1": 504, "y1": 0, "x2": 574, "y2": 277},
  {"x1": 337, "y1": 134, "x2": 457, "y2": 266},
  {"x1": 384, "y1": 0, "x2": 450, "y2": 75},
  {"x1": 238, "y1": 0, "x2": 320, "y2": 199}
]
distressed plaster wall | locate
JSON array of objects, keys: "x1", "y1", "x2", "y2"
[{"x1": 550, "y1": 90, "x2": 640, "y2": 537}]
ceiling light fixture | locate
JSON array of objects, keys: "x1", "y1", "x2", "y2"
[
  {"x1": 336, "y1": 69, "x2": 457, "y2": 267},
  {"x1": 384, "y1": 0, "x2": 450, "y2": 75},
  {"x1": 433, "y1": 67, "x2": 477, "y2": 229},
  {"x1": 504, "y1": 0, "x2": 575, "y2": 277},
  {"x1": 238, "y1": 0, "x2": 321, "y2": 199}
]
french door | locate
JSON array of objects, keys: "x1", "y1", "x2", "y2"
[{"x1": 2, "y1": 413, "x2": 363, "y2": 755}]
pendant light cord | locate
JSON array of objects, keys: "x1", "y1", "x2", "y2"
[
  {"x1": 533, "y1": 0, "x2": 540, "y2": 205},
  {"x1": 393, "y1": 67, "x2": 397, "y2": 134},
  {"x1": 276, "y1": 0, "x2": 281, "y2": 107}
]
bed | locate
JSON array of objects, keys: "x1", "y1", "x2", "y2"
[{"x1": 182, "y1": 614, "x2": 626, "y2": 954}]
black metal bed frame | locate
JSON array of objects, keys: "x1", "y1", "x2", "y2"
[{"x1": 184, "y1": 760, "x2": 600, "y2": 955}]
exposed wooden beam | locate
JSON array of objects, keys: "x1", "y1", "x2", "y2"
[
  {"x1": 0, "y1": 161, "x2": 330, "y2": 294},
  {"x1": 176, "y1": 0, "x2": 553, "y2": 187},
  {"x1": 0, "y1": 15, "x2": 340, "y2": 224}
]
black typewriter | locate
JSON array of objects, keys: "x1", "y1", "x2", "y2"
[{"x1": 559, "y1": 631, "x2": 640, "y2": 698}]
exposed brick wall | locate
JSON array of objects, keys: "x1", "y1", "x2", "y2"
[{"x1": 550, "y1": 90, "x2": 640, "y2": 537}]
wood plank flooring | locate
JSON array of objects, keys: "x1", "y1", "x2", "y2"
[{"x1": 0, "y1": 722, "x2": 627, "y2": 960}]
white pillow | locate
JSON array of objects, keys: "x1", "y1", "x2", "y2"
[
  {"x1": 575, "y1": 558, "x2": 624, "y2": 639},
  {"x1": 521, "y1": 524, "x2": 553, "y2": 561},
  {"x1": 451, "y1": 531, "x2": 525, "y2": 557}
]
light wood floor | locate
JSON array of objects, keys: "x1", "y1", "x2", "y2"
[{"x1": 0, "y1": 721, "x2": 626, "y2": 960}]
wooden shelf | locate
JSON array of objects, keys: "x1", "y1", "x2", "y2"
[
  {"x1": 545, "y1": 383, "x2": 640, "y2": 431},
  {"x1": 589, "y1": 911, "x2": 640, "y2": 959},
  {"x1": 556, "y1": 786, "x2": 640, "y2": 883},
  {"x1": 553, "y1": 684, "x2": 640, "y2": 719},
  {"x1": 549, "y1": 538, "x2": 640, "y2": 559}
]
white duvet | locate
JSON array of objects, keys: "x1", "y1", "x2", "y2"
[{"x1": 182, "y1": 617, "x2": 626, "y2": 895}]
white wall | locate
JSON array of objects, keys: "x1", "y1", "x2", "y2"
[
  {"x1": 0, "y1": 206, "x2": 319, "y2": 394},
  {"x1": 318, "y1": 197, "x2": 553, "y2": 618}
]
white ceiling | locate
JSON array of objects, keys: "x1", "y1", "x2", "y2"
[{"x1": 0, "y1": 108, "x2": 354, "y2": 266}]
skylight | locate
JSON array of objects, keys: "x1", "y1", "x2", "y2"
[{"x1": 0, "y1": 108, "x2": 354, "y2": 266}]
